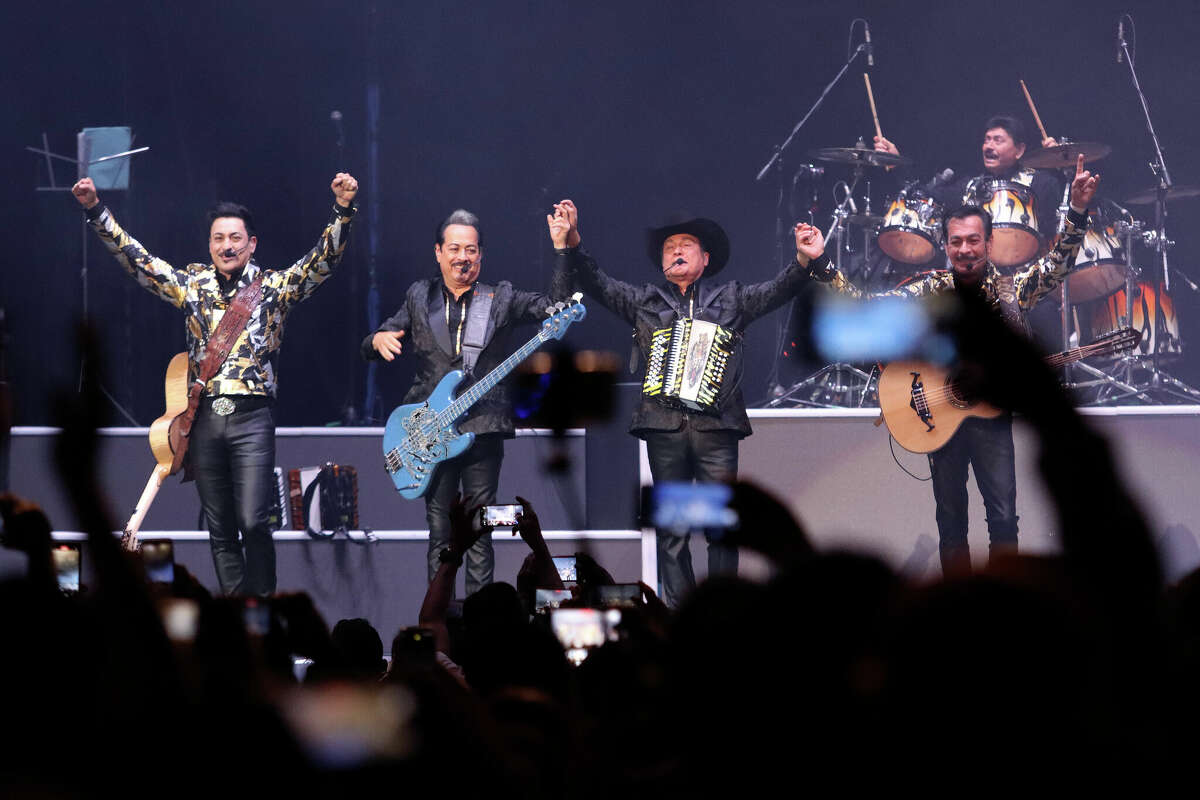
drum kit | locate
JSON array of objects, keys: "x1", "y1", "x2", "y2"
[
  {"x1": 771, "y1": 136, "x2": 1200, "y2": 407},
  {"x1": 762, "y1": 14, "x2": 1200, "y2": 408}
]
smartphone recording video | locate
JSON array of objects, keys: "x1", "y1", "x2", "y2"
[
  {"x1": 480, "y1": 504, "x2": 523, "y2": 528},
  {"x1": 550, "y1": 607, "x2": 622, "y2": 665},
  {"x1": 534, "y1": 588, "x2": 574, "y2": 614},
  {"x1": 811, "y1": 294, "x2": 957, "y2": 365},
  {"x1": 596, "y1": 583, "x2": 642, "y2": 609},
  {"x1": 552, "y1": 556, "x2": 578, "y2": 583},
  {"x1": 51, "y1": 544, "x2": 80, "y2": 594},
  {"x1": 243, "y1": 597, "x2": 271, "y2": 636},
  {"x1": 141, "y1": 538, "x2": 175, "y2": 583},
  {"x1": 642, "y1": 482, "x2": 738, "y2": 536}
]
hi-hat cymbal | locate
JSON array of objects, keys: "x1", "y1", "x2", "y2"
[
  {"x1": 1124, "y1": 184, "x2": 1200, "y2": 205},
  {"x1": 810, "y1": 146, "x2": 912, "y2": 168},
  {"x1": 1022, "y1": 142, "x2": 1111, "y2": 169}
]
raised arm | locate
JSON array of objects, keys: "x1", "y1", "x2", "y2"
[
  {"x1": 549, "y1": 199, "x2": 643, "y2": 325},
  {"x1": 271, "y1": 173, "x2": 359, "y2": 305},
  {"x1": 736, "y1": 223, "x2": 835, "y2": 322},
  {"x1": 72, "y1": 177, "x2": 189, "y2": 308},
  {"x1": 1015, "y1": 154, "x2": 1098, "y2": 309},
  {"x1": 418, "y1": 496, "x2": 491, "y2": 655}
]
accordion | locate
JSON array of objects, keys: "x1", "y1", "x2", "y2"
[{"x1": 643, "y1": 318, "x2": 740, "y2": 414}]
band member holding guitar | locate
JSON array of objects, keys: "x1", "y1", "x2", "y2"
[
  {"x1": 72, "y1": 173, "x2": 359, "y2": 596},
  {"x1": 551, "y1": 201, "x2": 821, "y2": 607},
  {"x1": 362, "y1": 209, "x2": 572, "y2": 597},
  {"x1": 800, "y1": 155, "x2": 1099, "y2": 574}
]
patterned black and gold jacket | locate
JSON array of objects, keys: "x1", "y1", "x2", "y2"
[
  {"x1": 85, "y1": 201, "x2": 355, "y2": 397},
  {"x1": 809, "y1": 206, "x2": 1089, "y2": 313}
]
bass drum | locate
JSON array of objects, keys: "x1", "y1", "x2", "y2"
[
  {"x1": 878, "y1": 188, "x2": 944, "y2": 265},
  {"x1": 970, "y1": 178, "x2": 1040, "y2": 268},
  {"x1": 1074, "y1": 280, "x2": 1181, "y2": 360}
]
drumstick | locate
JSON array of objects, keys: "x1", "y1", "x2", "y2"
[
  {"x1": 864, "y1": 73, "x2": 882, "y2": 139},
  {"x1": 1019, "y1": 79, "x2": 1049, "y2": 142}
]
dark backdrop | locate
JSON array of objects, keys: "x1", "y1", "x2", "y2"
[{"x1": 4, "y1": 0, "x2": 1199, "y2": 425}]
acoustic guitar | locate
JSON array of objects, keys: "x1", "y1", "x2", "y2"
[
  {"x1": 878, "y1": 327, "x2": 1141, "y2": 454},
  {"x1": 121, "y1": 352, "x2": 189, "y2": 551}
]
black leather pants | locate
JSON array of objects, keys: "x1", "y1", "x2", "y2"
[
  {"x1": 424, "y1": 433, "x2": 504, "y2": 598},
  {"x1": 644, "y1": 420, "x2": 740, "y2": 609},
  {"x1": 190, "y1": 399, "x2": 277, "y2": 597}
]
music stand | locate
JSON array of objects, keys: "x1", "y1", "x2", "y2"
[{"x1": 26, "y1": 128, "x2": 150, "y2": 423}]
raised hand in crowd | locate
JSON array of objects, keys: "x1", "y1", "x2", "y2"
[
  {"x1": 726, "y1": 480, "x2": 815, "y2": 569},
  {"x1": 514, "y1": 495, "x2": 564, "y2": 591},
  {"x1": 0, "y1": 493, "x2": 55, "y2": 592}
]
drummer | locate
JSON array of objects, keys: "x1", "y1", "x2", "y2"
[{"x1": 875, "y1": 115, "x2": 1063, "y2": 250}]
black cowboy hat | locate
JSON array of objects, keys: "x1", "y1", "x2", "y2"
[{"x1": 645, "y1": 215, "x2": 731, "y2": 277}]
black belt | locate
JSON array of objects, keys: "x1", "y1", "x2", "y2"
[{"x1": 203, "y1": 394, "x2": 273, "y2": 416}]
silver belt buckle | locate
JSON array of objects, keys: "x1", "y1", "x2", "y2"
[{"x1": 211, "y1": 397, "x2": 236, "y2": 416}]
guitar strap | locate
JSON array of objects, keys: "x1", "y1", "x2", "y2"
[
  {"x1": 173, "y1": 276, "x2": 265, "y2": 479},
  {"x1": 460, "y1": 282, "x2": 494, "y2": 376}
]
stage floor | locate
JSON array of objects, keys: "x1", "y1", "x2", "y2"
[{"x1": 7, "y1": 406, "x2": 1200, "y2": 633}]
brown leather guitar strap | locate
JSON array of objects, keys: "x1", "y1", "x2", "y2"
[{"x1": 170, "y1": 277, "x2": 264, "y2": 478}]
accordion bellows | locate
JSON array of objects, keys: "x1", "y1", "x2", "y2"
[{"x1": 643, "y1": 317, "x2": 739, "y2": 413}]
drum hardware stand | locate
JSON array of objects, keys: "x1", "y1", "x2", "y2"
[
  {"x1": 756, "y1": 34, "x2": 872, "y2": 404},
  {"x1": 1084, "y1": 16, "x2": 1200, "y2": 404},
  {"x1": 767, "y1": 161, "x2": 877, "y2": 409},
  {"x1": 1062, "y1": 219, "x2": 1153, "y2": 404}
]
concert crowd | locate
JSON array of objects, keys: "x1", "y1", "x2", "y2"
[{"x1": 2, "y1": 305, "x2": 1198, "y2": 795}]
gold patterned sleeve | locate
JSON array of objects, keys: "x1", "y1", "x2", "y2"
[
  {"x1": 818, "y1": 263, "x2": 955, "y2": 301},
  {"x1": 87, "y1": 206, "x2": 188, "y2": 308},
  {"x1": 269, "y1": 203, "x2": 356, "y2": 305},
  {"x1": 1013, "y1": 207, "x2": 1089, "y2": 310}
]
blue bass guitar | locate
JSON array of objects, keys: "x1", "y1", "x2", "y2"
[{"x1": 382, "y1": 293, "x2": 586, "y2": 499}]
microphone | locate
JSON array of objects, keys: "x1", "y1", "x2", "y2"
[
  {"x1": 924, "y1": 168, "x2": 955, "y2": 192},
  {"x1": 1117, "y1": 20, "x2": 1124, "y2": 63},
  {"x1": 673, "y1": 257, "x2": 685, "y2": 266},
  {"x1": 792, "y1": 164, "x2": 825, "y2": 182},
  {"x1": 1106, "y1": 197, "x2": 1133, "y2": 219},
  {"x1": 222, "y1": 241, "x2": 250, "y2": 259},
  {"x1": 864, "y1": 22, "x2": 873, "y2": 67}
]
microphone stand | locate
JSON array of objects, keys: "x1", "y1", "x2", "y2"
[
  {"x1": 1104, "y1": 18, "x2": 1200, "y2": 403},
  {"x1": 757, "y1": 42, "x2": 871, "y2": 404}
]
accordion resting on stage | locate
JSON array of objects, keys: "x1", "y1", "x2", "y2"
[{"x1": 643, "y1": 318, "x2": 740, "y2": 414}]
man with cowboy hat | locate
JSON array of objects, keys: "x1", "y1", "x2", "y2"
[{"x1": 546, "y1": 200, "x2": 827, "y2": 606}]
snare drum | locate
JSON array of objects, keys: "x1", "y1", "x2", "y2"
[
  {"x1": 878, "y1": 188, "x2": 944, "y2": 264},
  {"x1": 1076, "y1": 281, "x2": 1181, "y2": 360},
  {"x1": 970, "y1": 178, "x2": 1040, "y2": 268}
]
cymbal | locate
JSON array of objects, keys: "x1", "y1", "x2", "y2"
[
  {"x1": 1124, "y1": 184, "x2": 1200, "y2": 205},
  {"x1": 1022, "y1": 142, "x2": 1111, "y2": 169},
  {"x1": 810, "y1": 146, "x2": 912, "y2": 168},
  {"x1": 844, "y1": 213, "x2": 885, "y2": 227}
]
